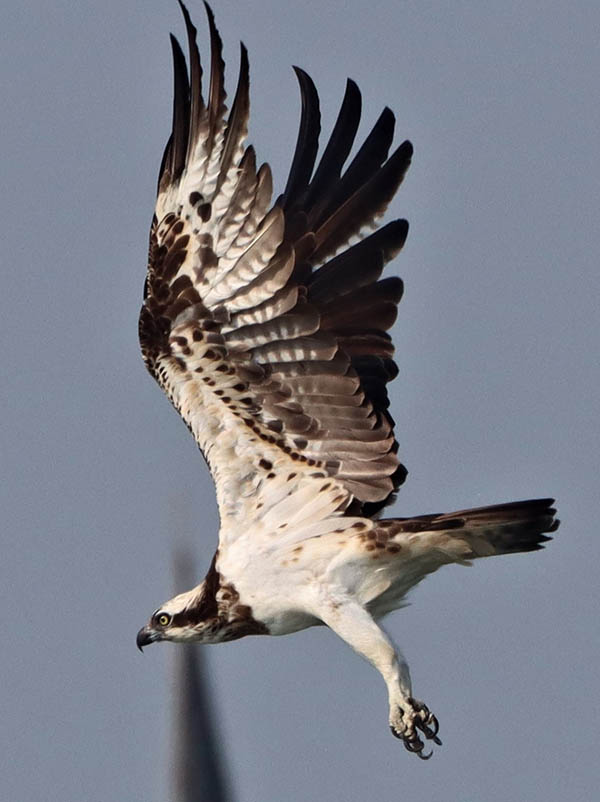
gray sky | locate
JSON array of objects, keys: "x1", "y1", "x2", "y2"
[{"x1": 2, "y1": 1, "x2": 599, "y2": 800}]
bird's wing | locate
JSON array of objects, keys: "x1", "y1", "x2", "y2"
[{"x1": 140, "y1": 3, "x2": 411, "y2": 546}]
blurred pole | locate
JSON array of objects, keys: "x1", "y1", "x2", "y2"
[{"x1": 171, "y1": 548, "x2": 233, "y2": 802}]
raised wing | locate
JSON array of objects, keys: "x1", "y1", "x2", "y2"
[{"x1": 139, "y1": 2, "x2": 412, "y2": 543}]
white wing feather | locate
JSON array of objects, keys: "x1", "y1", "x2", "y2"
[{"x1": 139, "y1": 4, "x2": 412, "y2": 551}]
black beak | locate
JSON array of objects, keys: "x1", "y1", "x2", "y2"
[{"x1": 136, "y1": 626, "x2": 153, "y2": 652}]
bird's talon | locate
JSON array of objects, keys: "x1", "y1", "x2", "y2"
[
  {"x1": 405, "y1": 736, "x2": 424, "y2": 753},
  {"x1": 427, "y1": 713, "x2": 439, "y2": 736},
  {"x1": 390, "y1": 698, "x2": 441, "y2": 758}
]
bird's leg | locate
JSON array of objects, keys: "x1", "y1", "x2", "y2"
[{"x1": 318, "y1": 597, "x2": 441, "y2": 758}]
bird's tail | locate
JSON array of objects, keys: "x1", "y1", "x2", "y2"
[{"x1": 381, "y1": 498, "x2": 559, "y2": 562}]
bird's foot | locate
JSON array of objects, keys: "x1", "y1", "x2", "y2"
[{"x1": 389, "y1": 697, "x2": 442, "y2": 759}]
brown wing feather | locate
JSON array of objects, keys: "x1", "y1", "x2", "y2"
[{"x1": 141, "y1": 3, "x2": 413, "y2": 515}]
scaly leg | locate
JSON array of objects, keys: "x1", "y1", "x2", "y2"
[{"x1": 317, "y1": 597, "x2": 441, "y2": 759}]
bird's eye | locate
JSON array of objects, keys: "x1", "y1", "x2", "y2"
[{"x1": 156, "y1": 613, "x2": 171, "y2": 627}]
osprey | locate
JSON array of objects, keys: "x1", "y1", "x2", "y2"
[{"x1": 136, "y1": 2, "x2": 558, "y2": 758}]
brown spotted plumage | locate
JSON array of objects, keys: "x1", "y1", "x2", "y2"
[{"x1": 135, "y1": 3, "x2": 559, "y2": 759}]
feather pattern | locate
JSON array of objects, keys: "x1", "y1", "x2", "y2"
[{"x1": 140, "y1": 2, "x2": 414, "y2": 545}]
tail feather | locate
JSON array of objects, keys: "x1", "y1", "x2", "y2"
[{"x1": 382, "y1": 498, "x2": 559, "y2": 560}]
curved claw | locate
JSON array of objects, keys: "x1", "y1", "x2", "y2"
[
  {"x1": 404, "y1": 735, "x2": 433, "y2": 760},
  {"x1": 427, "y1": 713, "x2": 440, "y2": 737},
  {"x1": 417, "y1": 717, "x2": 442, "y2": 745},
  {"x1": 418, "y1": 722, "x2": 436, "y2": 739},
  {"x1": 404, "y1": 736, "x2": 425, "y2": 753}
]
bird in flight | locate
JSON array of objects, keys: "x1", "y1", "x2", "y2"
[{"x1": 136, "y1": 1, "x2": 558, "y2": 758}]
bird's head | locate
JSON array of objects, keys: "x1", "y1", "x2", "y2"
[{"x1": 136, "y1": 581, "x2": 220, "y2": 650}]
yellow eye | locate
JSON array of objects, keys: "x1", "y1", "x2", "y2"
[{"x1": 157, "y1": 613, "x2": 171, "y2": 627}]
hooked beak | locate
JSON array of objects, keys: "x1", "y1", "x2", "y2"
[{"x1": 136, "y1": 626, "x2": 155, "y2": 652}]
